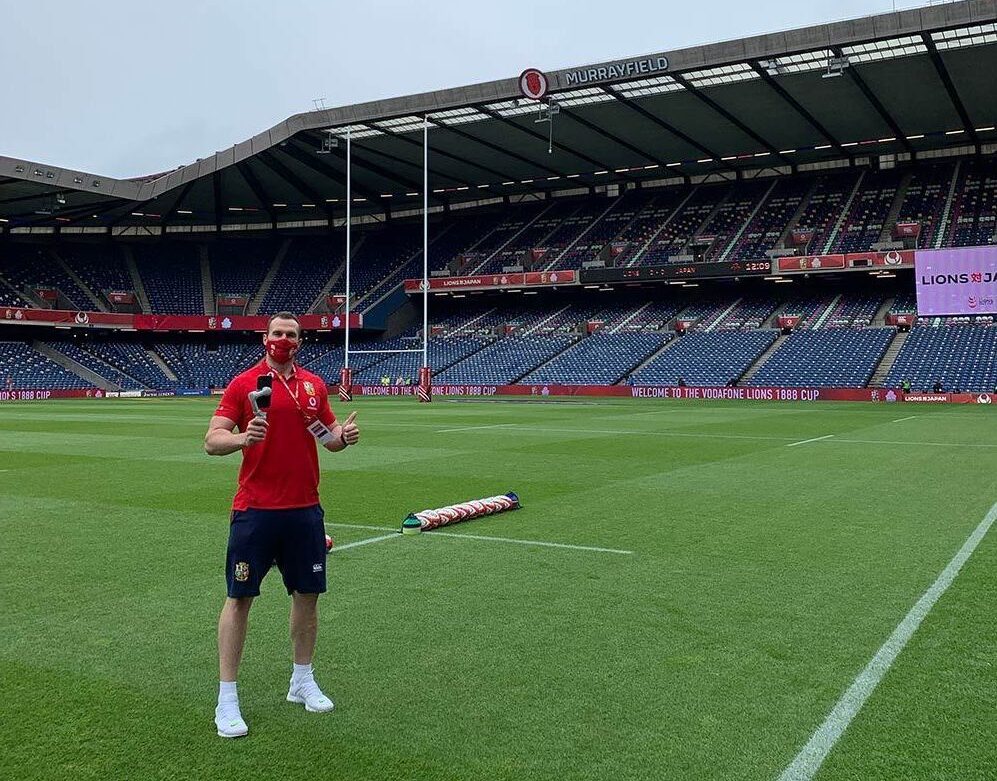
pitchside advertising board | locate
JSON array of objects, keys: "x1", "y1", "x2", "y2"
[{"x1": 915, "y1": 247, "x2": 997, "y2": 315}]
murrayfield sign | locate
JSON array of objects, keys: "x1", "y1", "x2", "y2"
[{"x1": 564, "y1": 56, "x2": 669, "y2": 86}]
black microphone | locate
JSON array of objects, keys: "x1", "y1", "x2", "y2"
[{"x1": 249, "y1": 374, "x2": 272, "y2": 419}]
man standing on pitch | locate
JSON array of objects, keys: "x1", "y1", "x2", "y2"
[{"x1": 204, "y1": 312, "x2": 361, "y2": 738}]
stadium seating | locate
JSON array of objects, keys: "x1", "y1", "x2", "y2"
[
  {"x1": 638, "y1": 183, "x2": 730, "y2": 265},
  {"x1": 893, "y1": 161, "x2": 955, "y2": 249},
  {"x1": 793, "y1": 169, "x2": 861, "y2": 253},
  {"x1": 748, "y1": 328, "x2": 894, "y2": 387},
  {"x1": 48, "y1": 341, "x2": 147, "y2": 390},
  {"x1": 0, "y1": 342, "x2": 91, "y2": 389},
  {"x1": 830, "y1": 169, "x2": 902, "y2": 253},
  {"x1": 154, "y1": 342, "x2": 258, "y2": 388},
  {"x1": 629, "y1": 330, "x2": 777, "y2": 386},
  {"x1": 823, "y1": 293, "x2": 885, "y2": 328},
  {"x1": 884, "y1": 324, "x2": 997, "y2": 392},
  {"x1": 0, "y1": 244, "x2": 92, "y2": 309},
  {"x1": 352, "y1": 337, "x2": 490, "y2": 384},
  {"x1": 729, "y1": 176, "x2": 812, "y2": 261},
  {"x1": 134, "y1": 243, "x2": 203, "y2": 314},
  {"x1": 695, "y1": 179, "x2": 771, "y2": 260},
  {"x1": 522, "y1": 331, "x2": 670, "y2": 385},
  {"x1": 210, "y1": 239, "x2": 276, "y2": 299},
  {"x1": 944, "y1": 156, "x2": 997, "y2": 248},
  {"x1": 60, "y1": 244, "x2": 133, "y2": 303},
  {"x1": 435, "y1": 335, "x2": 576, "y2": 384},
  {"x1": 257, "y1": 236, "x2": 343, "y2": 315}
]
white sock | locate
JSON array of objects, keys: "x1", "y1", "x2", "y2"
[
  {"x1": 291, "y1": 663, "x2": 313, "y2": 685},
  {"x1": 218, "y1": 680, "x2": 238, "y2": 703}
]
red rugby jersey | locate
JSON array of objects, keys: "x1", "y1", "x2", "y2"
[{"x1": 215, "y1": 359, "x2": 336, "y2": 511}]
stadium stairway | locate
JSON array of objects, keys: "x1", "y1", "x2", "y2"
[
  {"x1": 876, "y1": 171, "x2": 915, "y2": 244},
  {"x1": 49, "y1": 249, "x2": 106, "y2": 311},
  {"x1": 810, "y1": 294, "x2": 842, "y2": 330},
  {"x1": 148, "y1": 348, "x2": 179, "y2": 384},
  {"x1": 247, "y1": 239, "x2": 291, "y2": 315},
  {"x1": 933, "y1": 158, "x2": 963, "y2": 248},
  {"x1": 738, "y1": 333, "x2": 789, "y2": 384},
  {"x1": 628, "y1": 188, "x2": 699, "y2": 266},
  {"x1": 199, "y1": 247, "x2": 214, "y2": 314},
  {"x1": 468, "y1": 201, "x2": 558, "y2": 275},
  {"x1": 308, "y1": 250, "x2": 350, "y2": 312},
  {"x1": 32, "y1": 340, "x2": 120, "y2": 391},
  {"x1": 869, "y1": 330, "x2": 910, "y2": 387},
  {"x1": 821, "y1": 169, "x2": 867, "y2": 253},
  {"x1": 543, "y1": 196, "x2": 623, "y2": 271},
  {"x1": 624, "y1": 336, "x2": 683, "y2": 380},
  {"x1": 122, "y1": 246, "x2": 151, "y2": 313},
  {"x1": 774, "y1": 177, "x2": 821, "y2": 247},
  {"x1": 871, "y1": 296, "x2": 895, "y2": 327}
]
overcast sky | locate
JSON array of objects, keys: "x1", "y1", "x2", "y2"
[{"x1": 0, "y1": 0, "x2": 936, "y2": 178}]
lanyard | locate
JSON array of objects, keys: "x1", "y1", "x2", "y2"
[{"x1": 273, "y1": 369, "x2": 306, "y2": 417}]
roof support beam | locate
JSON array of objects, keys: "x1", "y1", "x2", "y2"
[
  {"x1": 922, "y1": 35, "x2": 979, "y2": 146},
  {"x1": 284, "y1": 133, "x2": 420, "y2": 201},
  {"x1": 235, "y1": 162, "x2": 276, "y2": 224},
  {"x1": 163, "y1": 179, "x2": 198, "y2": 223},
  {"x1": 473, "y1": 105, "x2": 633, "y2": 179},
  {"x1": 255, "y1": 152, "x2": 336, "y2": 220},
  {"x1": 427, "y1": 122, "x2": 566, "y2": 179},
  {"x1": 599, "y1": 87, "x2": 730, "y2": 177},
  {"x1": 833, "y1": 47, "x2": 913, "y2": 154},
  {"x1": 669, "y1": 74, "x2": 795, "y2": 168},
  {"x1": 558, "y1": 107, "x2": 672, "y2": 169},
  {"x1": 213, "y1": 172, "x2": 223, "y2": 231},
  {"x1": 748, "y1": 62, "x2": 852, "y2": 158}
]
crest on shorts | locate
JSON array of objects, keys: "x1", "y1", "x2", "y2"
[
  {"x1": 234, "y1": 561, "x2": 250, "y2": 582},
  {"x1": 303, "y1": 381, "x2": 316, "y2": 396}
]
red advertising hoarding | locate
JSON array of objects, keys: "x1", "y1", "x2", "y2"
[
  {"x1": 777, "y1": 250, "x2": 913, "y2": 274},
  {"x1": 0, "y1": 388, "x2": 104, "y2": 402},
  {"x1": 0, "y1": 308, "x2": 361, "y2": 331},
  {"x1": 346, "y1": 384, "x2": 903, "y2": 402},
  {"x1": 108, "y1": 292, "x2": 136, "y2": 305}
]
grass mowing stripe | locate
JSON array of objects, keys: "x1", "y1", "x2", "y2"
[
  {"x1": 776, "y1": 500, "x2": 997, "y2": 781},
  {"x1": 786, "y1": 435, "x2": 835, "y2": 447},
  {"x1": 425, "y1": 530, "x2": 633, "y2": 555},
  {"x1": 827, "y1": 438, "x2": 997, "y2": 449},
  {"x1": 436, "y1": 424, "x2": 515, "y2": 433}
]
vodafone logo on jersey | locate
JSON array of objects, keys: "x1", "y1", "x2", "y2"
[{"x1": 519, "y1": 69, "x2": 549, "y2": 101}]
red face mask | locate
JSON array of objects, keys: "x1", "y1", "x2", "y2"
[{"x1": 265, "y1": 337, "x2": 297, "y2": 363}]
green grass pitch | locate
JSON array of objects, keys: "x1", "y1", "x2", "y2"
[{"x1": 1, "y1": 396, "x2": 995, "y2": 780}]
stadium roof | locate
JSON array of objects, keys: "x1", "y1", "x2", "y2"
[{"x1": 2, "y1": 0, "x2": 996, "y2": 233}]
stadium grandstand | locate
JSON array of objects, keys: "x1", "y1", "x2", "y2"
[{"x1": 1, "y1": 0, "x2": 995, "y2": 396}]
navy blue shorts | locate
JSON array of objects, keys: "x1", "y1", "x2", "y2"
[{"x1": 225, "y1": 505, "x2": 327, "y2": 598}]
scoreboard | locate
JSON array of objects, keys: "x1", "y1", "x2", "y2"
[{"x1": 579, "y1": 260, "x2": 772, "y2": 284}]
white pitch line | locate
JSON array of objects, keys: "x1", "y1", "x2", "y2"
[
  {"x1": 777, "y1": 500, "x2": 997, "y2": 781},
  {"x1": 892, "y1": 415, "x2": 918, "y2": 423},
  {"x1": 436, "y1": 423, "x2": 514, "y2": 433},
  {"x1": 325, "y1": 522, "x2": 631, "y2": 554},
  {"x1": 831, "y1": 437, "x2": 997, "y2": 449},
  {"x1": 426, "y1": 530, "x2": 632, "y2": 555},
  {"x1": 329, "y1": 533, "x2": 399, "y2": 552},
  {"x1": 786, "y1": 434, "x2": 835, "y2": 447}
]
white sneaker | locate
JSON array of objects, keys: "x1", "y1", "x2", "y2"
[
  {"x1": 286, "y1": 679, "x2": 335, "y2": 713},
  {"x1": 215, "y1": 699, "x2": 249, "y2": 738}
]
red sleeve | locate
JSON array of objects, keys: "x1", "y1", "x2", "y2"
[
  {"x1": 317, "y1": 380, "x2": 336, "y2": 427},
  {"x1": 215, "y1": 378, "x2": 247, "y2": 427}
]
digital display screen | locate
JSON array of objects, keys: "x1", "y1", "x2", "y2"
[
  {"x1": 915, "y1": 247, "x2": 997, "y2": 315},
  {"x1": 580, "y1": 260, "x2": 771, "y2": 284}
]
